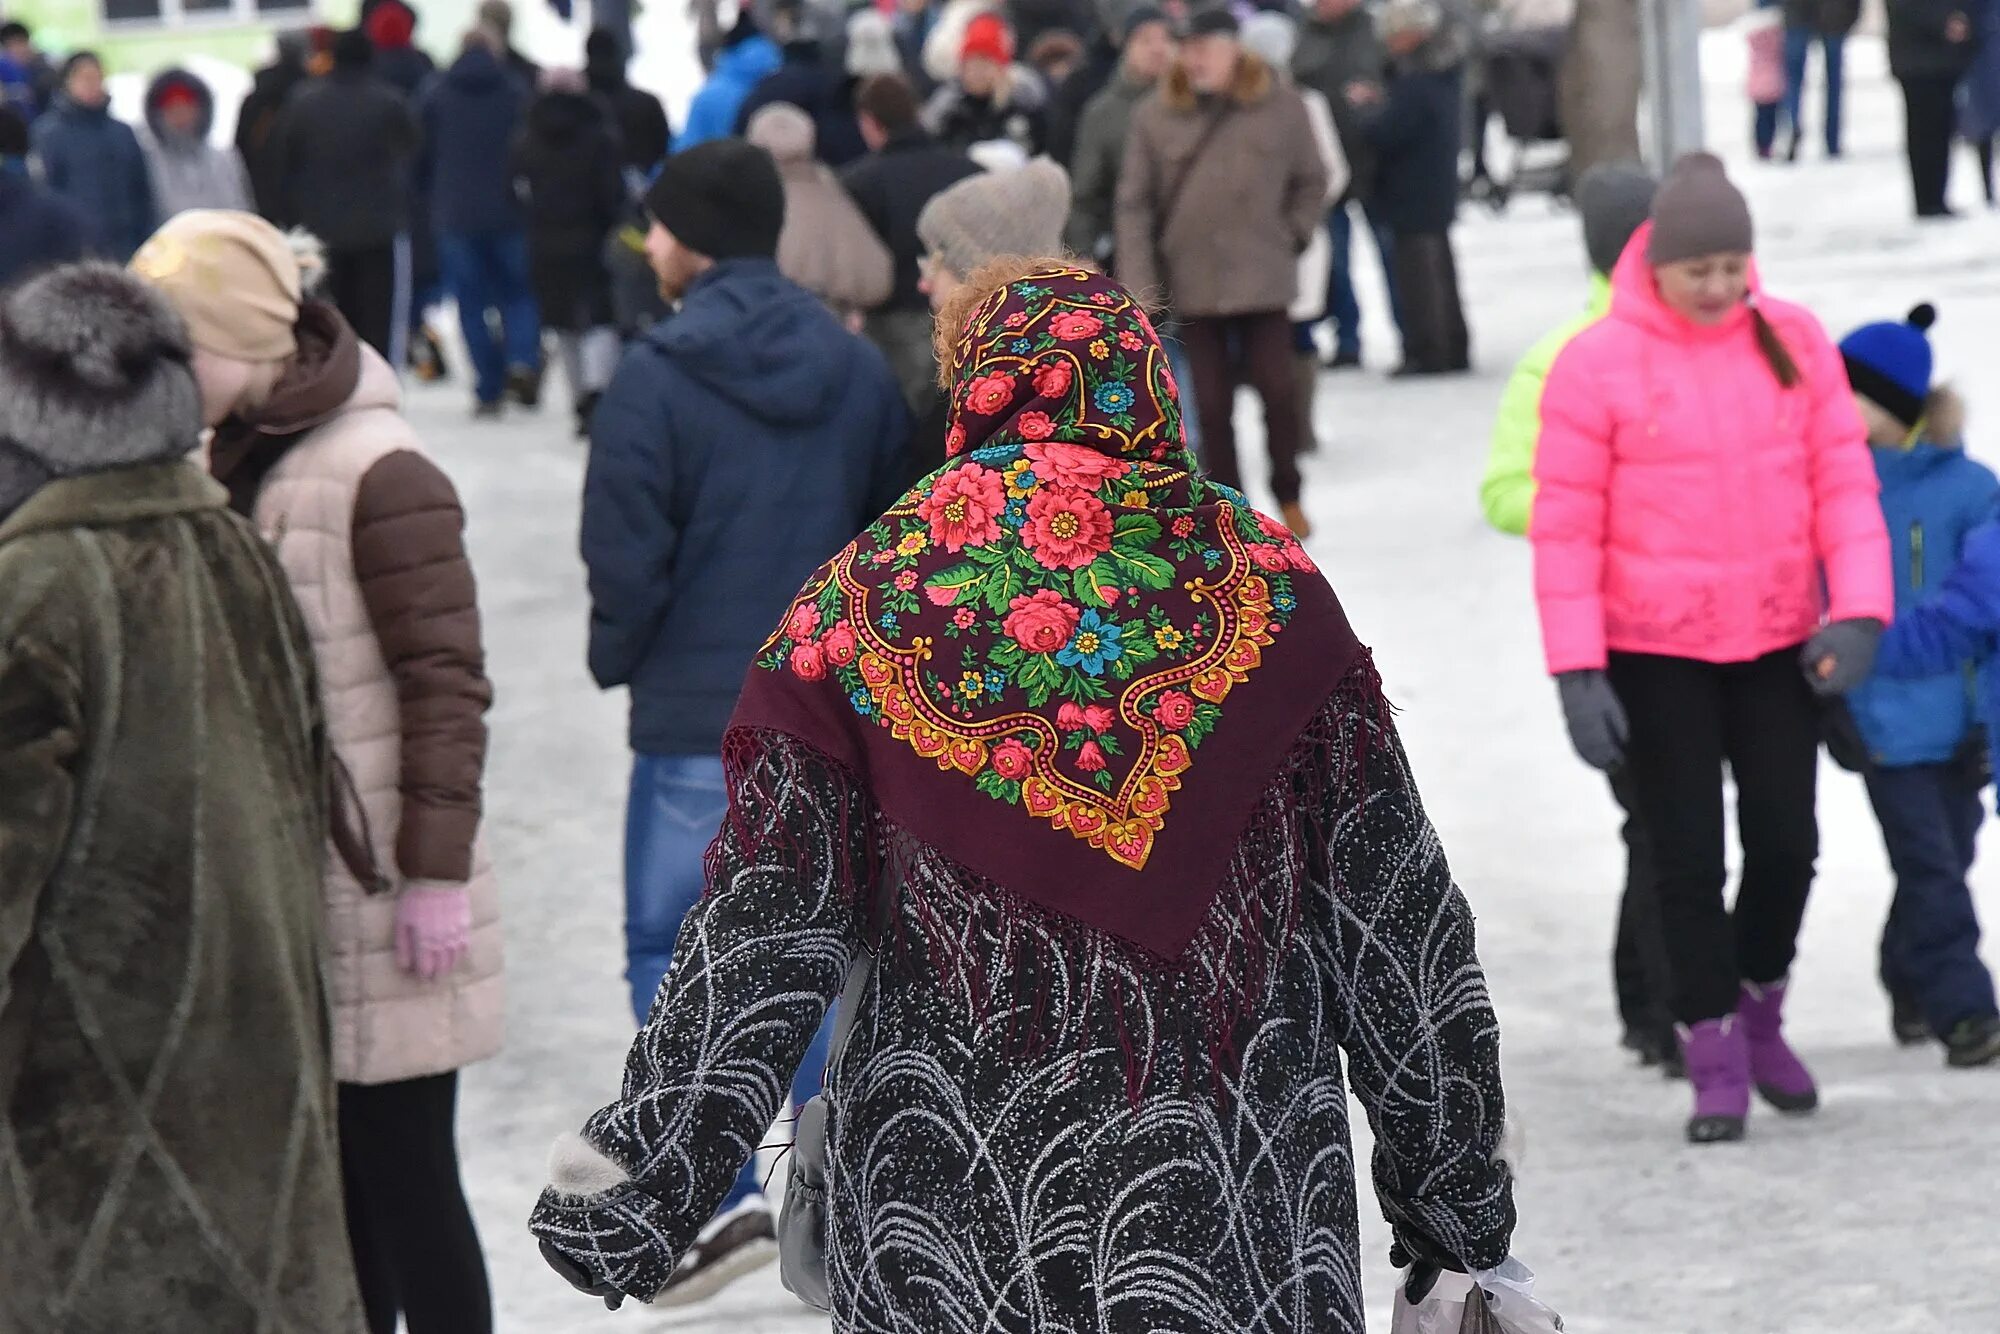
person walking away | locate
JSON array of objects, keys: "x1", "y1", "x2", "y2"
[
  {"x1": 577, "y1": 139, "x2": 911, "y2": 1302},
  {"x1": 1118, "y1": 8, "x2": 1328, "y2": 536},
  {"x1": 30, "y1": 53, "x2": 154, "y2": 261},
  {"x1": 478, "y1": 0, "x2": 543, "y2": 88},
  {"x1": 366, "y1": 0, "x2": 437, "y2": 96},
  {"x1": 923, "y1": 13, "x2": 1053, "y2": 156},
  {"x1": 134, "y1": 209, "x2": 504, "y2": 1334},
  {"x1": 1834, "y1": 305, "x2": 2000, "y2": 1068},
  {"x1": 1240, "y1": 11, "x2": 1350, "y2": 456},
  {"x1": 1295, "y1": 0, "x2": 1402, "y2": 369},
  {"x1": 1483, "y1": 162, "x2": 1681, "y2": 1069},
  {"x1": 0, "y1": 107, "x2": 91, "y2": 288},
  {"x1": 586, "y1": 27, "x2": 672, "y2": 176},
  {"x1": 237, "y1": 30, "x2": 312, "y2": 222},
  {"x1": 273, "y1": 29, "x2": 421, "y2": 363},
  {"x1": 843, "y1": 72, "x2": 980, "y2": 427},
  {"x1": 1745, "y1": 2, "x2": 1788, "y2": 160},
  {"x1": 749, "y1": 104, "x2": 894, "y2": 327},
  {"x1": 531, "y1": 259, "x2": 1546, "y2": 1331},
  {"x1": 1890, "y1": 0, "x2": 1977, "y2": 217},
  {"x1": 516, "y1": 70, "x2": 628, "y2": 437},
  {"x1": 137, "y1": 69, "x2": 252, "y2": 221},
  {"x1": 1964, "y1": 0, "x2": 2000, "y2": 204},
  {"x1": 1043, "y1": 0, "x2": 1125, "y2": 164},
  {"x1": 912, "y1": 157, "x2": 1072, "y2": 477},
  {"x1": 362, "y1": 0, "x2": 450, "y2": 381},
  {"x1": 737, "y1": 0, "x2": 870, "y2": 166},
  {"x1": 0, "y1": 260, "x2": 363, "y2": 1333},
  {"x1": 681, "y1": 13, "x2": 783, "y2": 149},
  {"x1": 424, "y1": 27, "x2": 544, "y2": 416},
  {"x1": 1065, "y1": 4, "x2": 1176, "y2": 265},
  {"x1": 1532, "y1": 153, "x2": 1893, "y2": 1143},
  {"x1": 1349, "y1": 0, "x2": 1470, "y2": 378},
  {"x1": 1780, "y1": 0, "x2": 1859, "y2": 160}
]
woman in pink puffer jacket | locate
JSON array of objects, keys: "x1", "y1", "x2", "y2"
[{"x1": 1531, "y1": 154, "x2": 1893, "y2": 1145}]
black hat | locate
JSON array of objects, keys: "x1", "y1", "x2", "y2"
[
  {"x1": 643, "y1": 139, "x2": 786, "y2": 261},
  {"x1": 1123, "y1": 4, "x2": 1170, "y2": 41},
  {"x1": 1185, "y1": 7, "x2": 1239, "y2": 38}
]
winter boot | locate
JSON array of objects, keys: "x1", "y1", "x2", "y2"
[
  {"x1": 1943, "y1": 1015, "x2": 2000, "y2": 1068},
  {"x1": 574, "y1": 391, "x2": 601, "y2": 441},
  {"x1": 1279, "y1": 501, "x2": 1313, "y2": 541},
  {"x1": 1294, "y1": 352, "x2": 1321, "y2": 455},
  {"x1": 1738, "y1": 979, "x2": 1819, "y2": 1113},
  {"x1": 1890, "y1": 989, "x2": 1932, "y2": 1046},
  {"x1": 410, "y1": 326, "x2": 449, "y2": 383},
  {"x1": 507, "y1": 363, "x2": 545, "y2": 410},
  {"x1": 1678, "y1": 1017, "x2": 1749, "y2": 1143}
]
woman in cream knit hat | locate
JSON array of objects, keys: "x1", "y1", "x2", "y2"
[{"x1": 134, "y1": 209, "x2": 505, "y2": 1334}]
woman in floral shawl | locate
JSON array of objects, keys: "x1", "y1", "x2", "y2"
[{"x1": 529, "y1": 260, "x2": 1525, "y2": 1331}]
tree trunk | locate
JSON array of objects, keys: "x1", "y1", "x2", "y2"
[{"x1": 1561, "y1": 0, "x2": 1646, "y2": 174}]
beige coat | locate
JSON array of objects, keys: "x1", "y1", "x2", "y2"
[
  {"x1": 1115, "y1": 54, "x2": 1330, "y2": 320},
  {"x1": 252, "y1": 349, "x2": 504, "y2": 1086},
  {"x1": 749, "y1": 103, "x2": 895, "y2": 319}
]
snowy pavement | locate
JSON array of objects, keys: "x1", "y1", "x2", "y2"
[{"x1": 424, "y1": 36, "x2": 2000, "y2": 1334}]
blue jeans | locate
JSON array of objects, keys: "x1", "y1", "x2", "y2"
[
  {"x1": 1323, "y1": 200, "x2": 1403, "y2": 362},
  {"x1": 1865, "y1": 762, "x2": 1997, "y2": 1034},
  {"x1": 1782, "y1": 29, "x2": 1846, "y2": 155},
  {"x1": 624, "y1": 753, "x2": 836, "y2": 1210},
  {"x1": 437, "y1": 230, "x2": 542, "y2": 406}
]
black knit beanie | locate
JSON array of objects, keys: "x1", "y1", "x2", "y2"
[{"x1": 643, "y1": 139, "x2": 786, "y2": 261}]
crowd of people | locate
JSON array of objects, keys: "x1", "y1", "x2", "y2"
[{"x1": 4, "y1": 0, "x2": 2000, "y2": 1331}]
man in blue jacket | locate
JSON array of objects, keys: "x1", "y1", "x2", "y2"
[
  {"x1": 579, "y1": 136, "x2": 911, "y2": 1301},
  {"x1": 0, "y1": 107, "x2": 90, "y2": 289},
  {"x1": 30, "y1": 52, "x2": 154, "y2": 262}
]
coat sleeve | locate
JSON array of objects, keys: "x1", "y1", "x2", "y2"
[
  {"x1": 1798, "y1": 324, "x2": 1894, "y2": 626},
  {"x1": 581, "y1": 351, "x2": 683, "y2": 690},
  {"x1": 1113, "y1": 104, "x2": 1165, "y2": 310},
  {"x1": 0, "y1": 632, "x2": 81, "y2": 995},
  {"x1": 529, "y1": 731, "x2": 866, "y2": 1302},
  {"x1": 1876, "y1": 520, "x2": 2000, "y2": 678},
  {"x1": 1481, "y1": 328, "x2": 1562, "y2": 538},
  {"x1": 1281, "y1": 89, "x2": 1333, "y2": 251},
  {"x1": 352, "y1": 450, "x2": 494, "y2": 885},
  {"x1": 1323, "y1": 677, "x2": 1516, "y2": 1274},
  {"x1": 1529, "y1": 340, "x2": 1616, "y2": 672},
  {"x1": 1303, "y1": 89, "x2": 1352, "y2": 206}
]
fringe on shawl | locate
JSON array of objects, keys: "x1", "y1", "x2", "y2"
[{"x1": 712, "y1": 652, "x2": 1392, "y2": 1104}]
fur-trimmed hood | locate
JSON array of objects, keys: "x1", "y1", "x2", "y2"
[
  {"x1": 1163, "y1": 50, "x2": 1274, "y2": 113},
  {"x1": 1923, "y1": 384, "x2": 1966, "y2": 446},
  {"x1": 0, "y1": 263, "x2": 202, "y2": 480}
]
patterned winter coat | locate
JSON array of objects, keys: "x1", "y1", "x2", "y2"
[{"x1": 1531, "y1": 222, "x2": 1893, "y2": 673}]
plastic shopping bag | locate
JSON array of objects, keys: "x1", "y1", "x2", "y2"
[{"x1": 1390, "y1": 1258, "x2": 1565, "y2": 1334}]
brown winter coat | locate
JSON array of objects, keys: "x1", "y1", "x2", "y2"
[
  {"x1": 1115, "y1": 54, "x2": 1329, "y2": 319},
  {"x1": 0, "y1": 462, "x2": 364, "y2": 1333},
  {"x1": 211, "y1": 304, "x2": 503, "y2": 1087}
]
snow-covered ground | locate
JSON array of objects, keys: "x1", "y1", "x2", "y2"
[{"x1": 422, "y1": 34, "x2": 2000, "y2": 1334}]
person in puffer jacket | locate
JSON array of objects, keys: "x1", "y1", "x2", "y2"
[
  {"x1": 1530, "y1": 153, "x2": 1893, "y2": 1145},
  {"x1": 134, "y1": 210, "x2": 502, "y2": 1334},
  {"x1": 1838, "y1": 304, "x2": 2000, "y2": 1070}
]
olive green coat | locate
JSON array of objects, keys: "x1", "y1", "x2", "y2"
[{"x1": 0, "y1": 463, "x2": 363, "y2": 1334}]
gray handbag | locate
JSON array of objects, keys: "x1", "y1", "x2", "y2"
[{"x1": 776, "y1": 940, "x2": 875, "y2": 1312}]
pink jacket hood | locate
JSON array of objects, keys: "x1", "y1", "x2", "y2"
[{"x1": 1529, "y1": 224, "x2": 1892, "y2": 673}]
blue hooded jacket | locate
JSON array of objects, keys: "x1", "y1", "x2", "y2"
[
  {"x1": 1848, "y1": 436, "x2": 2000, "y2": 768},
  {"x1": 30, "y1": 96, "x2": 155, "y2": 260},
  {"x1": 421, "y1": 47, "x2": 526, "y2": 234},
  {"x1": 677, "y1": 36, "x2": 781, "y2": 150},
  {"x1": 581, "y1": 258, "x2": 913, "y2": 754}
]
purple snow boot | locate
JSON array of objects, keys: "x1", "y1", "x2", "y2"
[
  {"x1": 1738, "y1": 978, "x2": 1819, "y2": 1114},
  {"x1": 1678, "y1": 1017, "x2": 1750, "y2": 1144}
]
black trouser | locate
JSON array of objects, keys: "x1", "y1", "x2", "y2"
[
  {"x1": 1180, "y1": 310, "x2": 1303, "y2": 504},
  {"x1": 1390, "y1": 232, "x2": 1470, "y2": 373},
  {"x1": 329, "y1": 244, "x2": 400, "y2": 361},
  {"x1": 339, "y1": 1073, "x2": 493, "y2": 1334},
  {"x1": 1899, "y1": 75, "x2": 1959, "y2": 217},
  {"x1": 1609, "y1": 768, "x2": 1673, "y2": 1039},
  {"x1": 1606, "y1": 648, "x2": 1821, "y2": 1025}
]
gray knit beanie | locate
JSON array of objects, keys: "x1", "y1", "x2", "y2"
[
  {"x1": 1575, "y1": 162, "x2": 1658, "y2": 275},
  {"x1": 1646, "y1": 152, "x2": 1753, "y2": 265},
  {"x1": 917, "y1": 159, "x2": 1073, "y2": 280}
]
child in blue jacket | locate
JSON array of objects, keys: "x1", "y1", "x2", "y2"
[{"x1": 1842, "y1": 304, "x2": 2000, "y2": 1068}]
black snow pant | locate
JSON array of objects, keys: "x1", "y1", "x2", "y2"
[
  {"x1": 1391, "y1": 231, "x2": 1471, "y2": 373},
  {"x1": 1180, "y1": 310, "x2": 1304, "y2": 504},
  {"x1": 1899, "y1": 74, "x2": 1959, "y2": 217},
  {"x1": 1606, "y1": 648, "x2": 1821, "y2": 1026},
  {"x1": 329, "y1": 244, "x2": 401, "y2": 362},
  {"x1": 1609, "y1": 768, "x2": 1673, "y2": 1041},
  {"x1": 339, "y1": 1072, "x2": 493, "y2": 1334}
]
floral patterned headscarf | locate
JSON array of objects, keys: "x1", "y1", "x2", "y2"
[{"x1": 731, "y1": 265, "x2": 1360, "y2": 971}]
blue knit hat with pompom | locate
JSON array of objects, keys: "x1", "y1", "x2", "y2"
[{"x1": 1841, "y1": 304, "x2": 1936, "y2": 429}]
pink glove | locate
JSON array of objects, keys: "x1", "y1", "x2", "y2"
[{"x1": 394, "y1": 881, "x2": 472, "y2": 982}]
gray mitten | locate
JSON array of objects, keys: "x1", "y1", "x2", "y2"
[
  {"x1": 1800, "y1": 617, "x2": 1884, "y2": 696},
  {"x1": 1556, "y1": 670, "x2": 1628, "y2": 773}
]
